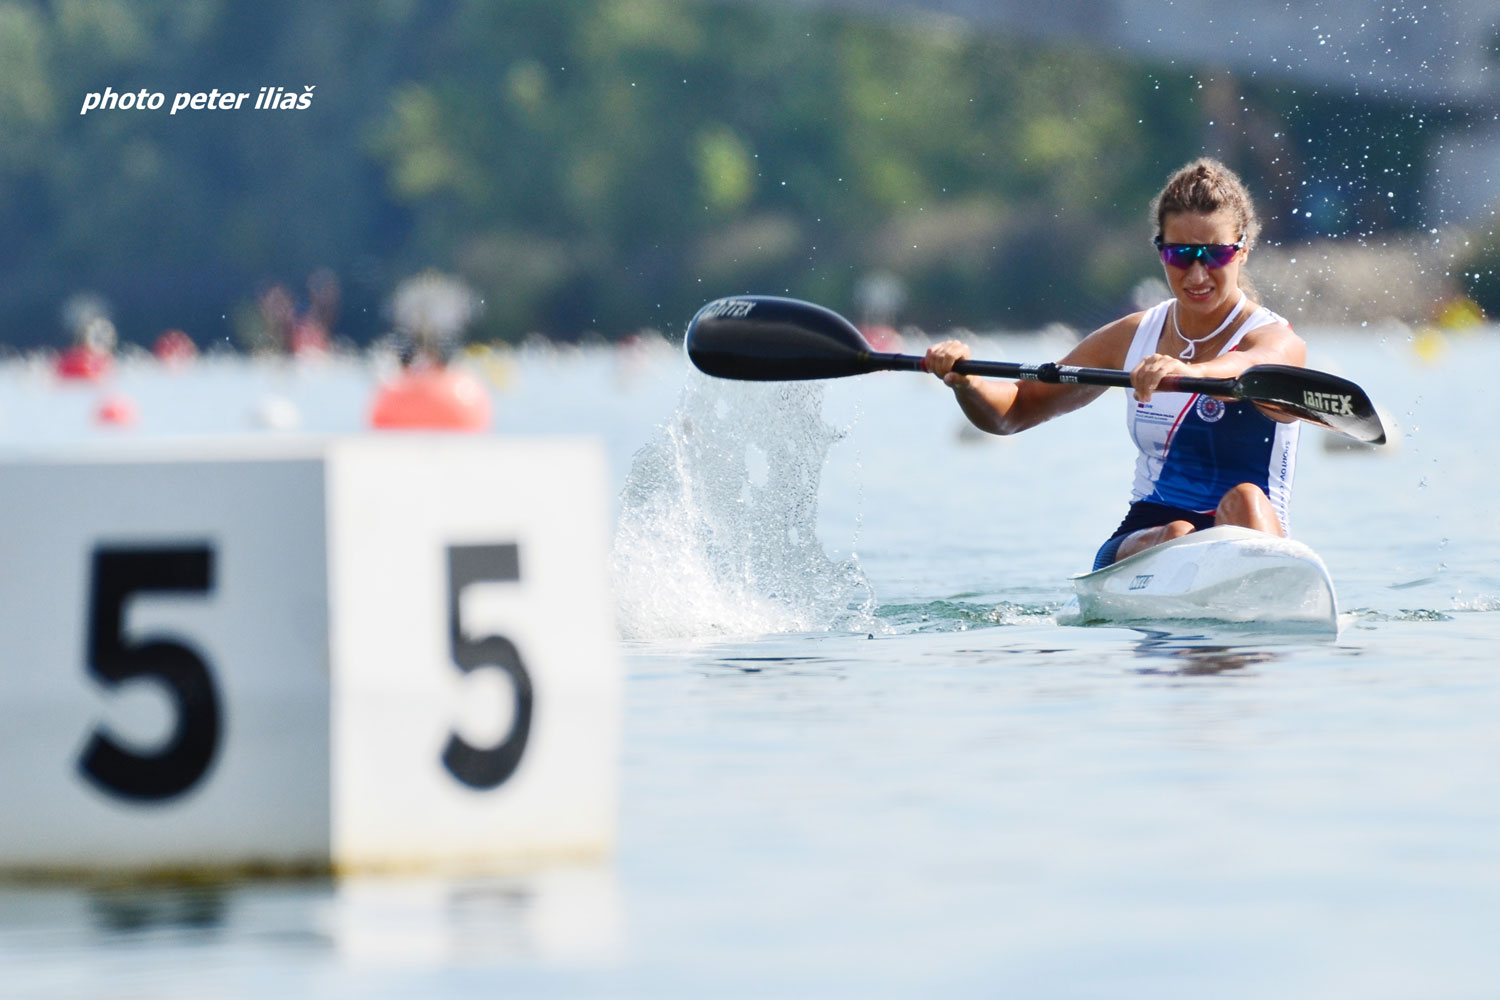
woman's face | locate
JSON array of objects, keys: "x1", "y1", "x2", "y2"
[{"x1": 1158, "y1": 209, "x2": 1245, "y2": 317}]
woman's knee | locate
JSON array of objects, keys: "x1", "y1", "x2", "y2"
[
  {"x1": 1223, "y1": 481, "x2": 1266, "y2": 504},
  {"x1": 1115, "y1": 519, "x2": 1195, "y2": 561},
  {"x1": 1215, "y1": 483, "x2": 1280, "y2": 532},
  {"x1": 1159, "y1": 519, "x2": 1196, "y2": 541}
]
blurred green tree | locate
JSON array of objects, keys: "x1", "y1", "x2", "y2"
[{"x1": 0, "y1": 0, "x2": 1445, "y2": 347}]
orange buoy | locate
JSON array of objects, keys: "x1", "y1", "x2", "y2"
[
  {"x1": 56, "y1": 345, "x2": 113, "y2": 381},
  {"x1": 369, "y1": 366, "x2": 492, "y2": 431},
  {"x1": 95, "y1": 394, "x2": 139, "y2": 427}
]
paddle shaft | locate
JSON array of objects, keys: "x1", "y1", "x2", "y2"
[{"x1": 874, "y1": 352, "x2": 1234, "y2": 396}]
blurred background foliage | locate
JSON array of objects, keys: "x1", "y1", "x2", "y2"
[{"x1": 0, "y1": 0, "x2": 1486, "y2": 347}]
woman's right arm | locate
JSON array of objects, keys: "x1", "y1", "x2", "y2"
[{"x1": 924, "y1": 314, "x2": 1142, "y2": 436}]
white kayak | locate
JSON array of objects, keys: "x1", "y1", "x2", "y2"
[{"x1": 1056, "y1": 525, "x2": 1338, "y2": 631}]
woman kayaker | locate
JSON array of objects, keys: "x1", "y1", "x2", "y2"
[{"x1": 923, "y1": 158, "x2": 1305, "y2": 569}]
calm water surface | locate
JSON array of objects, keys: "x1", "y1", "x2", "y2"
[{"x1": 1, "y1": 326, "x2": 1497, "y2": 998}]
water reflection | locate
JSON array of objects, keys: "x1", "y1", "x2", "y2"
[
  {"x1": 0, "y1": 866, "x2": 621, "y2": 969},
  {"x1": 1129, "y1": 629, "x2": 1294, "y2": 676},
  {"x1": 87, "y1": 885, "x2": 229, "y2": 935},
  {"x1": 707, "y1": 655, "x2": 837, "y2": 675}
]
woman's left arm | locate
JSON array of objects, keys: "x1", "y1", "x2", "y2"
[{"x1": 1195, "y1": 321, "x2": 1306, "y2": 375}]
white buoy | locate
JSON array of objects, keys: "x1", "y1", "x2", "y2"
[{"x1": 251, "y1": 394, "x2": 301, "y2": 430}]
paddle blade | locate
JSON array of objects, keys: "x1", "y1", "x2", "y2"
[
  {"x1": 1236, "y1": 364, "x2": 1387, "y2": 444},
  {"x1": 685, "y1": 295, "x2": 881, "y2": 380}
]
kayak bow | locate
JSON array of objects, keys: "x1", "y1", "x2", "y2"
[{"x1": 1057, "y1": 525, "x2": 1339, "y2": 631}]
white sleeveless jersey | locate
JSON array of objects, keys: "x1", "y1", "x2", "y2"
[{"x1": 1123, "y1": 300, "x2": 1300, "y2": 531}]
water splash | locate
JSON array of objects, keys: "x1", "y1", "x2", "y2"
[
  {"x1": 876, "y1": 599, "x2": 1060, "y2": 633},
  {"x1": 1450, "y1": 596, "x2": 1500, "y2": 613},
  {"x1": 612, "y1": 371, "x2": 874, "y2": 640},
  {"x1": 1342, "y1": 608, "x2": 1455, "y2": 624}
]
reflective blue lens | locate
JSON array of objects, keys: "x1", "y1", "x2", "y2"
[{"x1": 1155, "y1": 240, "x2": 1243, "y2": 270}]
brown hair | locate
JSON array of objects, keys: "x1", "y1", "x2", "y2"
[{"x1": 1151, "y1": 158, "x2": 1261, "y2": 249}]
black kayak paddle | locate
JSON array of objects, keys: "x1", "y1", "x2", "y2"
[{"x1": 685, "y1": 295, "x2": 1386, "y2": 445}]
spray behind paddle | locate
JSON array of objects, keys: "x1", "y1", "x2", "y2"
[{"x1": 612, "y1": 372, "x2": 873, "y2": 641}]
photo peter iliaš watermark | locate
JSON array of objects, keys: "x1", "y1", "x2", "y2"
[{"x1": 80, "y1": 85, "x2": 316, "y2": 116}]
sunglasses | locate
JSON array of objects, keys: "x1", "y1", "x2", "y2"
[{"x1": 1153, "y1": 236, "x2": 1245, "y2": 270}]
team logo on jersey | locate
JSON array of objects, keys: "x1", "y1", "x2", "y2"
[{"x1": 1194, "y1": 395, "x2": 1226, "y2": 423}]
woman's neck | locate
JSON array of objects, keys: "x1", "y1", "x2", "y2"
[
  {"x1": 1176, "y1": 291, "x2": 1244, "y2": 337},
  {"x1": 1170, "y1": 293, "x2": 1246, "y2": 360}
]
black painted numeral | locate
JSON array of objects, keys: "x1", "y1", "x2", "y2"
[
  {"x1": 78, "y1": 545, "x2": 220, "y2": 802},
  {"x1": 441, "y1": 543, "x2": 533, "y2": 790}
]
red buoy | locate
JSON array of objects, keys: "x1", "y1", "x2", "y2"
[
  {"x1": 289, "y1": 319, "x2": 330, "y2": 358},
  {"x1": 858, "y1": 323, "x2": 904, "y2": 352},
  {"x1": 95, "y1": 394, "x2": 139, "y2": 427},
  {"x1": 56, "y1": 345, "x2": 113, "y2": 381},
  {"x1": 153, "y1": 328, "x2": 198, "y2": 365}
]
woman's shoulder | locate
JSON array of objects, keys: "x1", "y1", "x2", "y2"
[
  {"x1": 1096, "y1": 303, "x2": 1167, "y2": 339},
  {"x1": 1066, "y1": 308, "x2": 1154, "y2": 367},
  {"x1": 1236, "y1": 295, "x2": 1284, "y2": 324},
  {"x1": 1240, "y1": 300, "x2": 1302, "y2": 340},
  {"x1": 1236, "y1": 300, "x2": 1307, "y2": 363}
]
